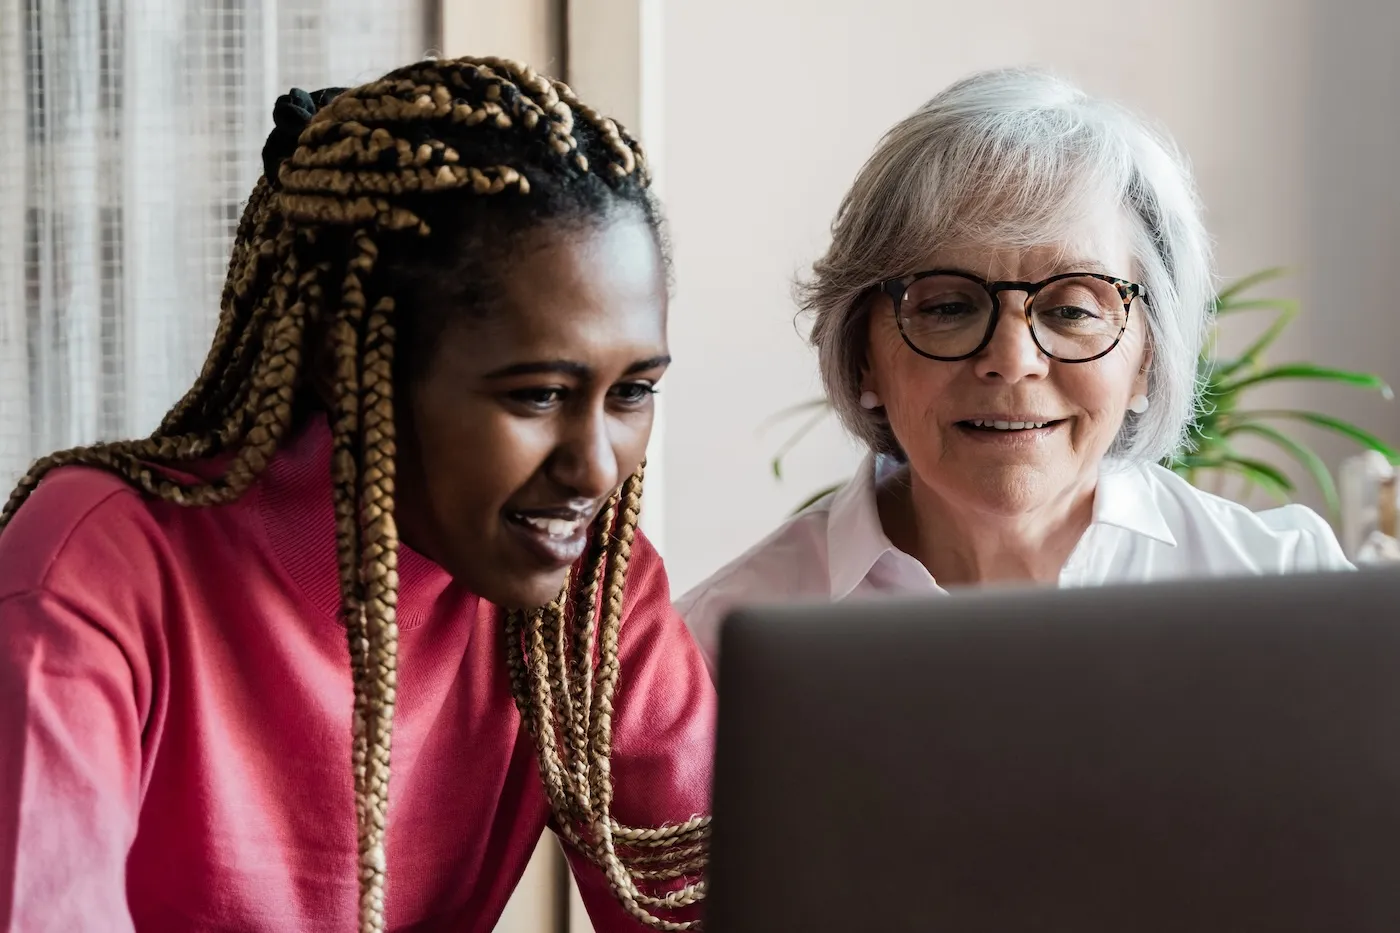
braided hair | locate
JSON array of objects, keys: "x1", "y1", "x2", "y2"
[{"x1": 0, "y1": 57, "x2": 707, "y2": 932}]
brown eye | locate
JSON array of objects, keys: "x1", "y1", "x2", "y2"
[
  {"x1": 914, "y1": 300, "x2": 979, "y2": 317},
  {"x1": 508, "y1": 387, "x2": 565, "y2": 409},
  {"x1": 610, "y1": 382, "x2": 658, "y2": 406}
]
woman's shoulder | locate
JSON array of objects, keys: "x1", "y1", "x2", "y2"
[
  {"x1": 0, "y1": 466, "x2": 159, "y2": 598},
  {"x1": 0, "y1": 459, "x2": 261, "y2": 605},
  {"x1": 1133, "y1": 461, "x2": 1351, "y2": 571},
  {"x1": 673, "y1": 498, "x2": 838, "y2": 666}
]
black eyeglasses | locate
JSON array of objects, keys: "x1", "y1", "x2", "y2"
[{"x1": 880, "y1": 270, "x2": 1146, "y2": 363}]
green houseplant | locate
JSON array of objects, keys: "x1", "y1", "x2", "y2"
[{"x1": 768, "y1": 267, "x2": 1398, "y2": 519}]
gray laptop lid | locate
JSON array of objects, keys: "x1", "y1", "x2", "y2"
[{"x1": 707, "y1": 568, "x2": 1400, "y2": 933}]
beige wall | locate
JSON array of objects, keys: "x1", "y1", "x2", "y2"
[
  {"x1": 1302, "y1": 0, "x2": 1400, "y2": 476},
  {"x1": 656, "y1": 0, "x2": 1400, "y2": 593},
  {"x1": 442, "y1": 0, "x2": 563, "y2": 73}
]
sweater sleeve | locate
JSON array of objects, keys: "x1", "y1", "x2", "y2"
[
  {"x1": 0, "y1": 472, "x2": 158, "y2": 933},
  {"x1": 559, "y1": 530, "x2": 716, "y2": 932}
]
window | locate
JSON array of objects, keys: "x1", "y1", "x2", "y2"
[{"x1": 0, "y1": 0, "x2": 431, "y2": 484}]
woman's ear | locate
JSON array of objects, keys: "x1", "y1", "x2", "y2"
[
  {"x1": 1133, "y1": 345, "x2": 1153, "y2": 397},
  {"x1": 859, "y1": 348, "x2": 885, "y2": 413},
  {"x1": 858, "y1": 349, "x2": 883, "y2": 410},
  {"x1": 857, "y1": 291, "x2": 883, "y2": 396}
]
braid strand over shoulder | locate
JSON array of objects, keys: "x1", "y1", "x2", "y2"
[{"x1": 0, "y1": 56, "x2": 706, "y2": 933}]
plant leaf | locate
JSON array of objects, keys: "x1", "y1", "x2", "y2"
[
  {"x1": 1213, "y1": 300, "x2": 1299, "y2": 379},
  {"x1": 1219, "y1": 363, "x2": 1393, "y2": 396},
  {"x1": 1215, "y1": 266, "x2": 1290, "y2": 304},
  {"x1": 791, "y1": 482, "x2": 843, "y2": 515},
  {"x1": 769, "y1": 404, "x2": 834, "y2": 479},
  {"x1": 1214, "y1": 455, "x2": 1295, "y2": 502},
  {"x1": 1222, "y1": 422, "x2": 1339, "y2": 518},
  {"x1": 759, "y1": 397, "x2": 831, "y2": 428},
  {"x1": 1214, "y1": 297, "x2": 1298, "y2": 316},
  {"x1": 1169, "y1": 453, "x2": 1226, "y2": 470},
  {"x1": 1175, "y1": 451, "x2": 1294, "y2": 500},
  {"x1": 1236, "y1": 410, "x2": 1400, "y2": 462}
]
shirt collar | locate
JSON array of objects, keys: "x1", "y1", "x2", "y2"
[
  {"x1": 1093, "y1": 460, "x2": 1178, "y2": 546},
  {"x1": 825, "y1": 453, "x2": 902, "y2": 600},
  {"x1": 823, "y1": 455, "x2": 1177, "y2": 599}
]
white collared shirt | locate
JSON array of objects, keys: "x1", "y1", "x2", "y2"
[{"x1": 675, "y1": 455, "x2": 1353, "y2": 675}]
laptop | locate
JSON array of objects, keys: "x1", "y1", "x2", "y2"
[{"x1": 706, "y1": 568, "x2": 1400, "y2": 933}]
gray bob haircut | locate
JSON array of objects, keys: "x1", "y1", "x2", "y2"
[{"x1": 802, "y1": 67, "x2": 1214, "y2": 464}]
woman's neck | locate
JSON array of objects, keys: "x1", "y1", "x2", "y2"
[{"x1": 876, "y1": 466, "x2": 1097, "y2": 588}]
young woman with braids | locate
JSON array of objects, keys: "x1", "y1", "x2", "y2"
[{"x1": 0, "y1": 57, "x2": 712, "y2": 933}]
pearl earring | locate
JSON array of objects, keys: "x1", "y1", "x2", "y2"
[
  {"x1": 1128, "y1": 393, "x2": 1150, "y2": 415},
  {"x1": 859, "y1": 390, "x2": 881, "y2": 410}
]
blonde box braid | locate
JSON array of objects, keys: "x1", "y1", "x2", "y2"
[{"x1": 0, "y1": 57, "x2": 706, "y2": 932}]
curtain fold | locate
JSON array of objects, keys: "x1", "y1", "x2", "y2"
[{"x1": 1, "y1": 0, "x2": 428, "y2": 485}]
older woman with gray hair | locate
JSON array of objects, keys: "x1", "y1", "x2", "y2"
[{"x1": 678, "y1": 67, "x2": 1351, "y2": 672}]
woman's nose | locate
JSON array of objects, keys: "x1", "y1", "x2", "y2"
[
  {"x1": 549, "y1": 409, "x2": 620, "y2": 500},
  {"x1": 973, "y1": 294, "x2": 1050, "y2": 383}
]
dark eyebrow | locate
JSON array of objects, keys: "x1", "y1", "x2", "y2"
[
  {"x1": 625, "y1": 354, "x2": 672, "y2": 375},
  {"x1": 483, "y1": 355, "x2": 672, "y2": 380},
  {"x1": 484, "y1": 360, "x2": 590, "y2": 379}
]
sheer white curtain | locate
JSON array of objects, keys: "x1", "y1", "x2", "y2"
[{"x1": 0, "y1": 0, "x2": 431, "y2": 485}]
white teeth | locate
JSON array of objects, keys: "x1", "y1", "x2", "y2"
[
  {"x1": 970, "y1": 419, "x2": 1049, "y2": 430},
  {"x1": 520, "y1": 516, "x2": 584, "y2": 537}
]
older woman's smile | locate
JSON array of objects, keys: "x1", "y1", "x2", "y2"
[
  {"x1": 954, "y1": 416, "x2": 1068, "y2": 442},
  {"x1": 955, "y1": 412, "x2": 1067, "y2": 430}
]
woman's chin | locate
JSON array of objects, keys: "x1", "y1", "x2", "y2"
[
  {"x1": 489, "y1": 573, "x2": 573, "y2": 612},
  {"x1": 445, "y1": 560, "x2": 572, "y2": 613},
  {"x1": 972, "y1": 476, "x2": 1057, "y2": 515},
  {"x1": 925, "y1": 462, "x2": 1070, "y2": 517}
]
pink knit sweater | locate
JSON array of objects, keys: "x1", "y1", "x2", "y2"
[{"x1": 0, "y1": 418, "x2": 714, "y2": 932}]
